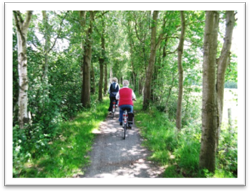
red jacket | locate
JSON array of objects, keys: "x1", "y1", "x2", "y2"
[{"x1": 118, "y1": 88, "x2": 133, "y2": 106}]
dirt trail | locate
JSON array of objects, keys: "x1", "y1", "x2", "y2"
[{"x1": 81, "y1": 110, "x2": 164, "y2": 178}]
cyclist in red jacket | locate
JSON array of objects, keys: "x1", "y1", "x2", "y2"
[{"x1": 116, "y1": 80, "x2": 136, "y2": 126}]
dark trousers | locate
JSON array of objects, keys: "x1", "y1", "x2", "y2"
[{"x1": 108, "y1": 97, "x2": 117, "y2": 111}]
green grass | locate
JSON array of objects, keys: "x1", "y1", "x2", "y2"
[
  {"x1": 134, "y1": 95, "x2": 237, "y2": 178},
  {"x1": 16, "y1": 97, "x2": 109, "y2": 178},
  {"x1": 135, "y1": 98, "x2": 202, "y2": 177},
  {"x1": 134, "y1": 97, "x2": 178, "y2": 166}
]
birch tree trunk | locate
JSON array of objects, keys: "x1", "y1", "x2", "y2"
[
  {"x1": 215, "y1": 11, "x2": 235, "y2": 150},
  {"x1": 199, "y1": 11, "x2": 219, "y2": 173},
  {"x1": 176, "y1": 11, "x2": 186, "y2": 130},
  {"x1": 13, "y1": 11, "x2": 33, "y2": 129}
]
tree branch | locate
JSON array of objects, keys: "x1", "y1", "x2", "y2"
[
  {"x1": 13, "y1": 11, "x2": 22, "y2": 34},
  {"x1": 165, "y1": 48, "x2": 178, "y2": 55},
  {"x1": 23, "y1": 11, "x2": 33, "y2": 30},
  {"x1": 47, "y1": 11, "x2": 69, "y2": 53},
  {"x1": 155, "y1": 12, "x2": 168, "y2": 50},
  {"x1": 156, "y1": 33, "x2": 165, "y2": 50},
  {"x1": 16, "y1": 11, "x2": 24, "y2": 24},
  {"x1": 13, "y1": 11, "x2": 32, "y2": 41},
  {"x1": 79, "y1": 11, "x2": 86, "y2": 27},
  {"x1": 133, "y1": 12, "x2": 144, "y2": 43},
  {"x1": 95, "y1": 11, "x2": 109, "y2": 19}
]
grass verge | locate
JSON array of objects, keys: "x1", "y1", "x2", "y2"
[
  {"x1": 134, "y1": 96, "x2": 237, "y2": 178},
  {"x1": 16, "y1": 97, "x2": 109, "y2": 178}
]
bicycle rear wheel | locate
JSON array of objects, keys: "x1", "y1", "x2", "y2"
[
  {"x1": 123, "y1": 123, "x2": 127, "y2": 139},
  {"x1": 112, "y1": 103, "x2": 115, "y2": 118}
]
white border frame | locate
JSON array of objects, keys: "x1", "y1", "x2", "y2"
[{"x1": 4, "y1": 2, "x2": 246, "y2": 186}]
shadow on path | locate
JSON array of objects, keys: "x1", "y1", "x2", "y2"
[{"x1": 81, "y1": 110, "x2": 164, "y2": 178}]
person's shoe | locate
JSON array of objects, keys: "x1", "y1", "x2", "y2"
[
  {"x1": 109, "y1": 111, "x2": 112, "y2": 115},
  {"x1": 128, "y1": 126, "x2": 132, "y2": 129},
  {"x1": 120, "y1": 122, "x2": 122, "y2": 126}
]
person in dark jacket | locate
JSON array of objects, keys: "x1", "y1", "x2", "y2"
[{"x1": 108, "y1": 77, "x2": 120, "y2": 114}]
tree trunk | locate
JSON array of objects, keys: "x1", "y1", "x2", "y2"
[
  {"x1": 151, "y1": 55, "x2": 159, "y2": 102},
  {"x1": 99, "y1": 58, "x2": 104, "y2": 101},
  {"x1": 104, "y1": 62, "x2": 107, "y2": 95},
  {"x1": 41, "y1": 11, "x2": 51, "y2": 112},
  {"x1": 165, "y1": 72, "x2": 176, "y2": 112},
  {"x1": 199, "y1": 11, "x2": 219, "y2": 173},
  {"x1": 215, "y1": 11, "x2": 235, "y2": 150},
  {"x1": 81, "y1": 11, "x2": 94, "y2": 108},
  {"x1": 90, "y1": 62, "x2": 95, "y2": 94},
  {"x1": 133, "y1": 72, "x2": 137, "y2": 92},
  {"x1": 139, "y1": 76, "x2": 144, "y2": 95},
  {"x1": 143, "y1": 11, "x2": 159, "y2": 110},
  {"x1": 98, "y1": 19, "x2": 106, "y2": 101},
  {"x1": 42, "y1": 11, "x2": 50, "y2": 80},
  {"x1": 176, "y1": 11, "x2": 186, "y2": 130},
  {"x1": 109, "y1": 65, "x2": 113, "y2": 82},
  {"x1": 129, "y1": 41, "x2": 137, "y2": 91},
  {"x1": 13, "y1": 11, "x2": 33, "y2": 129},
  {"x1": 79, "y1": 11, "x2": 86, "y2": 55}
]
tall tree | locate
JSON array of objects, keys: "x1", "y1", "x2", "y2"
[
  {"x1": 176, "y1": 11, "x2": 186, "y2": 130},
  {"x1": 215, "y1": 11, "x2": 236, "y2": 150},
  {"x1": 143, "y1": 11, "x2": 165, "y2": 110},
  {"x1": 13, "y1": 11, "x2": 33, "y2": 129},
  {"x1": 133, "y1": 11, "x2": 151, "y2": 90},
  {"x1": 199, "y1": 11, "x2": 219, "y2": 173},
  {"x1": 98, "y1": 16, "x2": 106, "y2": 101},
  {"x1": 125, "y1": 17, "x2": 137, "y2": 91},
  {"x1": 81, "y1": 11, "x2": 95, "y2": 108},
  {"x1": 143, "y1": 11, "x2": 159, "y2": 110}
]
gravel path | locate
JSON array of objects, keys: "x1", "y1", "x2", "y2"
[{"x1": 81, "y1": 110, "x2": 164, "y2": 178}]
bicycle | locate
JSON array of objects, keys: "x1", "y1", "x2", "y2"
[
  {"x1": 121, "y1": 107, "x2": 134, "y2": 140},
  {"x1": 122, "y1": 108, "x2": 129, "y2": 139},
  {"x1": 111, "y1": 100, "x2": 116, "y2": 118}
]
